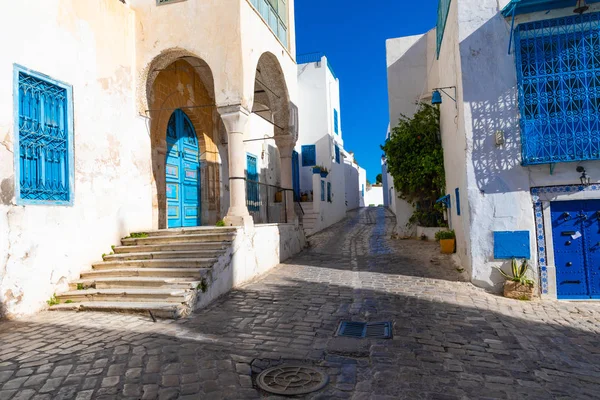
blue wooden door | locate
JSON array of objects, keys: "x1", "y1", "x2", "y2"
[
  {"x1": 582, "y1": 200, "x2": 600, "y2": 298},
  {"x1": 292, "y1": 151, "x2": 300, "y2": 201},
  {"x1": 246, "y1": 154, "x2": 259, "y2": 212},
  {"x1": 166, "y1": 109, "x2": 201, "y2": 228},
  {"x1": 550, "y1": 200, "x2": 600, "y2": 299}
]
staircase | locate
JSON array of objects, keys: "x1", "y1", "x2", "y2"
[
  {"x1": 299, "y1": 202, "x2": 319, "y2": 237},
  {"x1": 49, "y1": 227, "x2": 236, "y2": 319}
]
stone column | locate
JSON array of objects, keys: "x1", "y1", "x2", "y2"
[
  {"x1": 218, "y1": 105, "x2": 253, "y2": 228},
  {"x1": 275, "y1": 135, "x2": 297, "y2": 224}
]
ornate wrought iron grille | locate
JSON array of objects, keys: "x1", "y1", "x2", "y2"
[
  {"x1": 515, "y1": 12, "x2": 600, "y2": 165},
  {"x1": 17, "y1": 72, "x2": 70, "y2": 202}
]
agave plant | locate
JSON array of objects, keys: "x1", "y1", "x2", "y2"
[{"x1": 496, "y1": 258, "x2": 534, "y2": 286}]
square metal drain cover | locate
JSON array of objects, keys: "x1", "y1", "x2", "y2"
[{"x1": 336, "y1": 321, "x2": 392, "y2": 339}]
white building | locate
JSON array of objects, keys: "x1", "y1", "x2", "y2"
[
  {"x1": 344, "y1": 151, "x2": 367, "y2": 211},
  {"x1": 295, "y1": 53, "x2": 347, "y2": 235},
  {"x1": 0, "y1": 0, "x2": 307, "y2": 318},
  {"x1": 386, "y1": 0, "x2": 600, "y2": 300},
  {"x1": 365, "y1": 185, "x2": 384, "y2": 207}
]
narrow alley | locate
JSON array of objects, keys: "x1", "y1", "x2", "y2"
[{"x1": 1, "y1": 208, "x2": 600, "y2": 399}]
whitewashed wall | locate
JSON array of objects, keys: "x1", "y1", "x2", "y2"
[{"x1": 365, "y1": 186, "x2": 384, "y2": 206}]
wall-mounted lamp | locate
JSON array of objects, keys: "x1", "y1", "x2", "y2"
[
  {"x1": 431, "y1": 86, "x2": 457, "y2": 108},
  {"x1": 574, "y1": 0, "x2": 589, "y2": 14},
  {"x1": 577, "y1": 166, "x2": 591, "y2": 185}
]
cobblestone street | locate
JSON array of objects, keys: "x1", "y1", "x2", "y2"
[{"x1": 2, "y1": 207, "x2": 600, "y2": 399}]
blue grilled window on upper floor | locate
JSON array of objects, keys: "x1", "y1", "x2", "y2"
[
  {"x1": 335, "y1": 144, "x2": 340, "y2": 164},
  {"x1": 516, "y1": 12, "x2": 600, "y2": 165},
  {"x1": 14, "y1": 65, "x2": 74, "y2": 205},
  {"x1": 436, "y1": 0, "x2": 451, "y2": 59},
  {"x1": 301, "y1": 144, "x2": 316, "y2": 166},
  {"x1": 333, "y1": 108, "x2": 339, "y2": 134},
  {"x1": 250, "y1": 0, "x2": 288, "y2": 48}
]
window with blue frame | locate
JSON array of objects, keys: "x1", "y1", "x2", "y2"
[
  {"x1": 249, "y1": 0, "x2": 288, "y2": 47},
  {"x1": 14, "y1": 66, "x2": 73, "y2": 205},
  {"x1": 455, "y1": 187, "x2": 461, "y2": 216},
  {"x1": 515, "y1": 12, "x2": 600, "y2": 165},
  {"x1": 301, "y1": 144, "x2": 316, "y2": 166},
  {"x1": 361, "y1": 184, "x2": 365, "y2": 197},
  {"x1": 333, "y1": 109, "x2": 339, "y2": 134},
  {"x1": 335, "y1": 144, "x2": 340, "y2": 164},
  {"x1": 327, "y1": 182, "x2": 331, "y2": 202},
  {"x1": 321, "y1": 180, "x2": 325, "y2": 201}
]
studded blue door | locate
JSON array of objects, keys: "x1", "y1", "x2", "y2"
[
  {"x1": 551, "y1": 200, "x2": 600, "y2": 299},
  {"x1": 292, "y1": 151, "x2": 300, "y2": 201},
  {"x1": 246, "y1": 154, "x2": 259, "y2": 212},
  {"x1": 165, "y1": 109, "x2": 201, "y2": 228}
]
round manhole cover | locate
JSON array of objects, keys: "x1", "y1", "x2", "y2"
[{"x1": 256, "y1": 365, "x2": 329, "y2": 395}]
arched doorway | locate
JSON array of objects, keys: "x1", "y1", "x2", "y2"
[{"x1": 166, "y1": 109, "x2": 201, "y2": 228}]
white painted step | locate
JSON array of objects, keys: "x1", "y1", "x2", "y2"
[
  {"x1": 92, "y1": 258, "x2": 217, "y2": 270},
  {"x1": 103, "y1": 250, "x2": 225, "y2": 261},
  {"x1": 55, "y1": 288, "x2": 193, "y2": 303},
  {"x1": 49, "y1": 301, "x2": 186, "y2": 319},
  {"x1": 122, "y1": 233, "x2": 235, "y2": 246},
  {"x1": 70, "y1": 276, "x2": 200, "y2": 290},
  {"x1": 137, "y1": 227, "x2": 237, "y2": 238},
  {"x1": 114, "y1": 242, "x2": 228, "y2": 254},
  {"x1": 81, "y1": 268, "x2": 209, "y2": 280}
]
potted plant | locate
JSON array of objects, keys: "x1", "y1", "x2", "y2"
[
  {"x1": 318, "y1": 166, "x2": 329, "y2": 178},
  {"x1": 300, "y1": 191, "x2": 309, "y2": 202},
  {"x1": 312, "y1": 166, "x2": 321, "y2": 174},
  {"x1": 496, "y1": 258, "x2": 535, "y2": 300},
  {"x1": 435, "y1": 230, "x2": 455, "y2": 254}
]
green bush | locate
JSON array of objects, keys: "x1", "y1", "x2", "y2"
[
  {"x1": 496, "y1": 258, "x2": 534, "y2": 286},
  {"x1": 216, "y1": 220, "x2": 226, "y2": 227},
  {"x1": 435, "y1": 230, "x2": 455, "y2": 241}
]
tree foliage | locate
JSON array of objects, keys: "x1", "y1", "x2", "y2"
[
  {"x1": 382, "y1": 103, "x2": 446, "y2": 227},
  {"x1": 376, "y1": 174, "x2": 382, "y2": 184}
]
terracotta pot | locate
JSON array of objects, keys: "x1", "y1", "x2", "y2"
[
  {"x1": 503, "y1": 281, "x2": 535, "y2": 300},
  {"x1": 440, "y1": 238, "x2": 455, "y2": 254}
]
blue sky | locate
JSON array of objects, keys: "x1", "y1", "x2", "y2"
[{"x1": 295, "y1": 0, "x2": 438, "y2": 182}]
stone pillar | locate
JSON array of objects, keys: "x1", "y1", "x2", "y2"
[
  {"x1": 275, "y1": 135, "x2": 297, "y2": 224},
  {"x1": 218, "y1": 105, "x2": 253, "y2": 228}
]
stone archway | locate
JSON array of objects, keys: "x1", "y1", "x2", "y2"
[{"x1": 146, "y1": 55, "x2": 224, "y2": 228}]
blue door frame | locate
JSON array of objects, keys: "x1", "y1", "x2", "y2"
[
  {"x1": 166, "y1": 109, "x2": 201, "y2": 228},
  {"x1": 551, "y1": 200, "x2": 600, "y2": 299},
  {"x1": 246, "y1": 154, "x2": 259, "y2": 212}
]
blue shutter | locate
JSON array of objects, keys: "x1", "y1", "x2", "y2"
[
  {"x1": 455, "y1": 188, "x2": 461, "y2": 216},
  {"x1": 321, "y1": 180, "x2": 325, "y2": 201},
  {"x1": 335, "y1": 144, "x2": 340, "y2": 164},
  {"x1": 301, "y1": 145, "x2": 316, "y2": 166},
  {"x1": 15, "y1": 66, "x2": 73, "y2": 205},
  {"x1": 361, "y1": 184, "x2": 364, "y2": 197},
  {"x1": 333, "y1": 109, "x2": 339, "y2": 134},
  {"x1": 292, "y1": 150, "x2": 300, "y2": 201}
]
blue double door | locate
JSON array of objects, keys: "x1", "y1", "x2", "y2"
[
  {"x1": 551, "y1": 200, "x2": 600, "y2": 299},
  {"x1": 166, "y1": 109, "x2": 201, "y2": 228}
]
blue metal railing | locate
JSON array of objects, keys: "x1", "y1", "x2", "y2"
[{"x1": 297, "y1": 52, "x2": 338, "y2": 80}]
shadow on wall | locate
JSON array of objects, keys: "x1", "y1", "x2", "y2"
[
  {"x1": 461, "y1": 14, "x2": 526, "y2": 195},
  {"x1": 0, "y1": 266, "x2": 597, "y2": 398}
]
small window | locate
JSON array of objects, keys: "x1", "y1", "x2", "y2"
[
  {"x1": 301, "y1": 145, "x2": 316, "y2": 166},
  {"x1": 335, "y1": 144, "x2": 340, "y2": 164},
  {"x1": 327, "y1": 182, "x2": 332, "y2": 202},
  {"x1": 14, "y1": 65, "x2": 74, "y2": 205},
  {"x1": 321, "y1": 180, "x2": 325, "y2": 201},
  {"x1": 361, "y1": 184, "x2": 365, "y2": 197},
  {"x1": 333, "y1": 109, "x2": 339, "y2": 134},
  {"x1": 455, "y1": 187, "x2": 461, "y2": 216}
]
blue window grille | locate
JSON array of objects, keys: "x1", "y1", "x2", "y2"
[
  {"x1": 301, "y1": 144, "x2": 316, "y2": 166},
  {"x1": 335, "y1": 144, "x2": 340, "y2": 164},
  {"x1": 327, "y1": 182, "x2": 332, "y2": 202},
  {"x1": 436, "y1": 0, "x2": 451, "y2": 59},
  {"x1": 249, "y1": 0, "x2": 288, "y2": 47},
  {"x1": 334, "y1": 109, "x2": 339, "y2": 134},
  {"x1": 321, "y1": 180, "x2": 325, "y2": 201},
  {"x1": 516, "y1": 12, "x2": 600, "y2": 165},
  {"x1": 14, "y1": 65, "x2": 73, "y2": 205},
  {"x1": 246, "y1": 154, "x2": 260, "y2": 212},
  {"x1": 455, "y1": 188, "x2": 461, "y2": 216}
]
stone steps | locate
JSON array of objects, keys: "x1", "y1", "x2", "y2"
[
  {"x1": 49, "y1": 302, "x2": 186, "y2": 319},
  {"x1": 70, "y1": 276, "x2": 200, "y2": 290},
  {"x1": 50, "y1": 227, "x2": 235, "y2": 319}
]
